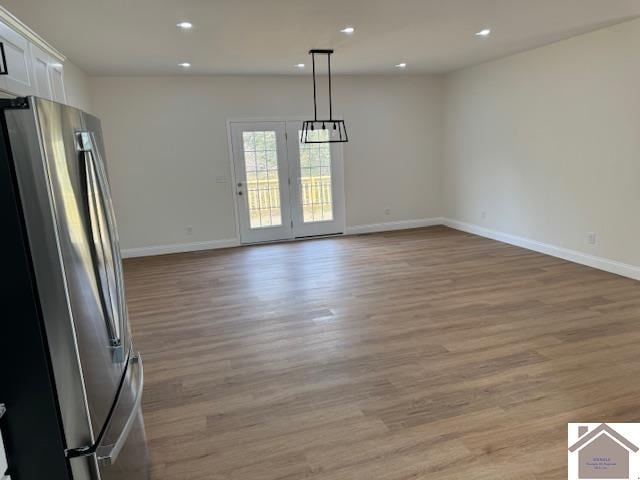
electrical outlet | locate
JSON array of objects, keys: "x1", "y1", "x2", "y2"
[
  {"x1": 587, "y1": 232, "x2": 596, "y2": 245},
  {"x1": 481, "y1": 211, "x2": 487, "y2": 220},
  {"x1": 187, "y1": 225, "x2": 193, "y2": 236},
  {"x1": 384, "y1": 208, "x2": 391, "y2": 216}
]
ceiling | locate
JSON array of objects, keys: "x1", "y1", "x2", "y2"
[{"x1": 3, "y1": 0, "x2": 640, "y2": 75}]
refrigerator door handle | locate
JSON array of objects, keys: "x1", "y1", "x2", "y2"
[
  {"x1": 96, "y1": 354, "x2": 144, "y2": 467},
  {"x1": 87, "y1": 130, "x2": 129, "y2": 357},
  {"x1": 77, "y1": 132, "x2": 125, "y2": 360}
]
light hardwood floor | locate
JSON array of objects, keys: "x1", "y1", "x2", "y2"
[{"x1": 123, "y1": 226, "x2": 640, "y2": 480}]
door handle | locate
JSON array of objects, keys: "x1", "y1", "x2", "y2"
[
  {"x1": 66, "y1": 354, "x2": 143, "y2": 464},
  {"x1": 0, "y1": 43, "x2": 7, "y2": 76},
  {"x1": 96, "y1": 354, "x2": 144, "y2": 467},
  {"x1": 77, "y1": 132, "x2": 125, "y2": 361}
]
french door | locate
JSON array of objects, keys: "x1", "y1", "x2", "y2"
[{"x1": 230, "y1": 120, "x2": 345, "y2": 244}]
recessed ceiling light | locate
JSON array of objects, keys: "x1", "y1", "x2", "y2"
[
  {"x1": 176, "y1": 21, "x2": 193, "y2": 29},
  {"x1": 178, "y1": 62, "x2": 191, "y2": 68},
  {"x1": 395, "y1": 63, "x2": 407, "y2": 69},
  {"x1": 475, "y1": 28, "x2": 491, "y2": 37},
  {"x1": 295, "y1": 63, "x2": 305, "y2": 68},
  {"x1": 340, "y1": 26, "x2": 355, "y2": 34}
]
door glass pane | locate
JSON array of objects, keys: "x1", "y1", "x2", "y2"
[
  {"x1": 298, "y1": 130, "x2": 333, "y2": 222},
  {"x1": 242, "y1": 131, "x2": 282, "y2": 228}
]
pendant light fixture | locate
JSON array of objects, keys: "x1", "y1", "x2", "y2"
[{"x1": 301, "y1": 49, "x2": 349, "y2": 144}]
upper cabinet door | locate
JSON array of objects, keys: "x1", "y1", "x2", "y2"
[
  {"x1": 48, "y1": 62, "x2": 66, "y2": 103},
  {"x1": 0, "y1": 20, "x2": 34, "y2": 96},
  {"x1": 30, "y1": 43, "x2": 53, "y2": 100}
]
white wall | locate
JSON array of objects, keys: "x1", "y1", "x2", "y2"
[
  {"x1": 88, "y1": 18, "x2": 640, "y2": 276},
  {"x1": 443, "y1": 18, "x2": 640, "y2": 268},
  {"x1": 63, "y1": 60, "x2": 92, "y2": 113},
  {"x1": 89, "y1": 75, "x2": 443, "y2": 250}
]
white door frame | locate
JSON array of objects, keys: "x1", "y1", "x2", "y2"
[
  {"x1": 226, "y1": 117, "x2": 346, "y2": 244},
  {"x1": 229, "y1": 121, "x2": 294, "y2": 244},
  {"x1": 285, "y1": 120, "x2": 346, "y2": 238}
]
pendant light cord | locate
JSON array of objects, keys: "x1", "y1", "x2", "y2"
[
  {"x1": 302, "y1": 49, "x2": 347, "y2": 143},
  {"x1": 311, "y1": 50, "x2": 334, "y2": 121},
  {"x1": 328, "y1": 53, "x2": 333, "y2": 121},
  {"x1": 312, "y1": 52, "x2": 318, "y2": 121}
]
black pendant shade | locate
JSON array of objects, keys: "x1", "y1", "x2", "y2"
[{"x1": 301, "y1": 49, "x2": 349, "y2": 144}]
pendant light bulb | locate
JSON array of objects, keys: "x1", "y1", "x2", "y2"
[
  {"x1": 322, "y1": 122, "x2": 326, "y2": 130},
  {"x1": 333, "y1": 122, "x2": 337, "y2": 130},
  {"x1": 310, "y1": 124, "x2": 315, "y2": 131}
]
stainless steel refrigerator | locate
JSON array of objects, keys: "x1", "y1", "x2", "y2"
[{"x1": 0, "y1": 96, "x2": 150, "y2": 480}]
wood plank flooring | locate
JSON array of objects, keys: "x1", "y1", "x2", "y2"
[{"x1": 123, "y1": 226, "x2": 640, "y2": 480}]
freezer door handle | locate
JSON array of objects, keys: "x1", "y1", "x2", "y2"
[{"x1": 96, "y1": 354, "x2": 144, "y2": 467}]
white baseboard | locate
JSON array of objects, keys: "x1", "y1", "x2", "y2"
[
  {"x1": 443, "y1": 218, "x2": 640, "y2": 281},
  {"x1": 120, "y1": 219, "x2": 640, "y2": 282},
  {"x1": 121, "y1": 238, "x2": 239, "y2": 259},
  {"x1": 120, "y1": 218, "x2": 445, "y2": 258},
  {"x1": 346, "y1": 217, "x2": 445, "y2": 235}
]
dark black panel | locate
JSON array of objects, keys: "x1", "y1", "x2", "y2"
[{"x1": 0, "y1": 111, "x2": 71, "y2": 479}]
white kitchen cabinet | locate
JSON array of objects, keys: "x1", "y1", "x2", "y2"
[
  {"x1": 29, "y1": 43, "x2": 52, "y2": 99},
  {"x1": 0, "y1": 15, "x2": 67, "y2": 104},
  {"x1": 48, "y1": 62, "x2": 66, "y2": 103},
  {"x1": 29, "y1": 43, "x2": 66, "y2": 103},
  {"x1": 0, "y1": 20, "x2": 34, "y2": 96}
]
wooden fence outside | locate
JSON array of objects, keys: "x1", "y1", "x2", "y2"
[{"x1": 247, "y1": 176, "x2": 332, "y2": 210}]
